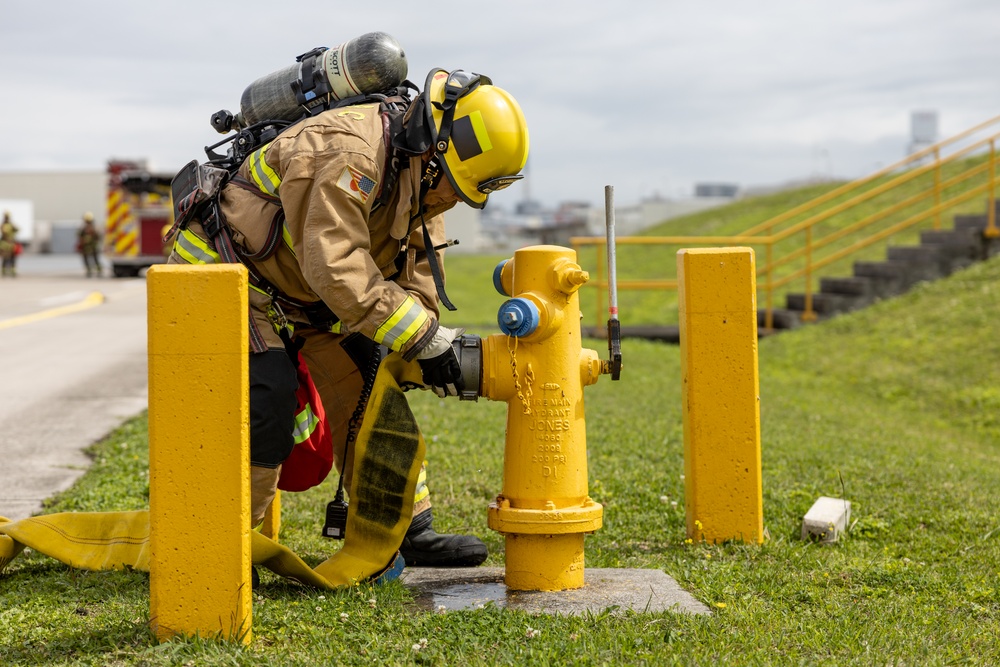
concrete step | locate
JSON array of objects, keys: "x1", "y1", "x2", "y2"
[
  {"x1": 888, "y1": 243, "x2": 986, "y2": 280},
  {"x1": 920, "y1": 228, "x2": 982, "y2": 249},
  {"x1": 953, "y1": 214, "x2": 989, "y2": 231},
  {"x1": 918, "y1": 230, "x2": 983, "y2": 272},
  {"x1": 757, "y1": 308, "x2": 801, "y2": 331},
  {"x1": 820, "y1": 276, "x2": 874, "y2": 297},
  {"x1": 885, "y1": 245, "x2": 951, "y2": 278},
  {"x1": 897, "y1": 246, "x2": 953, "y2": 282},
  {"x1": 852, "y1": 259, "x2": 918, "y2": 298},
  {"x1": 886, "y1": 245, "x2": 944, "y2": 264},
  {"x1": 785, "y1": 291, "x2": 862, "y2": 316}
]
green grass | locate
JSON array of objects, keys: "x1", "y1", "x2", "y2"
[
  {"x1": 438, "y1": 252, "x2": 511, "y2": 330},
  {"x1": 4, "y1": 255, "x2": 1000, "y2": 664}
]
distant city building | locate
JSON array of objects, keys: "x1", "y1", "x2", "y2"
[
  {"x1": 514, "y1": 199, "x2": 545, "y2": 216},
  {"x1": 479, "y1": 191, "x2": 736, "y2": 251},
  {"x1": 694, "y1": 183, "x2": 740, "y2": 198},
  {"x1": 908, "y1": 110, "x2": 939, "y2": 155},
  {"x1": 480, "y1": 200, "x2": 590, "y2": 249}
]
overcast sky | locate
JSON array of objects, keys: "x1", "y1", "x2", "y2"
[{"x1": 2, "y1": 0, "x2": 1000, "y2": 209}]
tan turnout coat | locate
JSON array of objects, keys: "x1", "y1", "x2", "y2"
[{"x1": 213, "y1": 102, "x2": 454, "y2": 355}]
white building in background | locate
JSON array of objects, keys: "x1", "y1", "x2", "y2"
[
  {"x1": 0, "y1": 170, "x2": 108, "y2": 252},
  {"x1": 0, "y1": 199, "x2": 34, "y2": 243},
  {"x1": 437, "y1": 204, "x2": 484, "y2": 254}
]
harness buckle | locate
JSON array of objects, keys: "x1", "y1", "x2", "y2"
[{"x1": 265, "y1": 298, "x2": 290, "y2": 335}]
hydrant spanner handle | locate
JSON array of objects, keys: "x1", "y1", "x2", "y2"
[{"x1": 605, "y1": 185, "x2": 623, "y2": 381}]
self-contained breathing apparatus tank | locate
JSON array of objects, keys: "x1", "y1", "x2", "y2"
[{"x1": 218, "y1": 31, "x2": 408, "y2": 131}]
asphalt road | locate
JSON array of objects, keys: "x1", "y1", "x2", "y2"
[{"x1": 0, "y1": 254, "x2": 149, "y2": 521}]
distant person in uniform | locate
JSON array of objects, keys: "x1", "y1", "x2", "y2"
[
  {"x1": 0, "y1": 211, "x2": 20, "y2": 277},
  {"x1": 77, "y1": 212, "x2": 102, "y2": 278}
]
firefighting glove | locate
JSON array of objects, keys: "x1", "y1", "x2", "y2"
[{"x1": 416, "y1": 325, "x2": 465, "y2": 398}]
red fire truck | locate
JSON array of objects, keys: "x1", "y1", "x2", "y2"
[{"x1": 104, "y1": 160, "x2": 174, "y2": 277}]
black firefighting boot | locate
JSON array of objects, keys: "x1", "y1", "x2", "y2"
[{"x1": 399, "y1": 508, "x2": 488, "y2": 567}]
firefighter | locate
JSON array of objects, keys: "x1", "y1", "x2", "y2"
[
  {"x1": 170, "y1": 69, "x2": 529, "y2": 568},
  {"x1": 0, "y1": 211, "x2": 19, "y2": 277},
  {"x1": 77, "y1": 212, "x2": 102, "y2": 277}
]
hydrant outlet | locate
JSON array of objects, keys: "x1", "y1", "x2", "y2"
[
  {"x1": 493, "y1": 259, "x2": 511, "y2": 296},
  {"x1": 450, "y1": 334, "x2": 484, "y2": 401},
  {"x1": 497, "y1": 297, "x2": 539, "y2": 337}
]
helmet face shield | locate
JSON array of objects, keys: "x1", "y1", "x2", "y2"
[{"x1": 424, "y1": 69, "x2": 529, "y2": 208}]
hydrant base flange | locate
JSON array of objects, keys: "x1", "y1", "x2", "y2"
[
  {"x1": 504, "y1": 533, "x2": 586, "y2": 591},
  {"x1": 487, "y1": 501, "x2": 603, "y2": 535}
]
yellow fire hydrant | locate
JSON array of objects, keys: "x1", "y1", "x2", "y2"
[{"x1": 476, "y1": 245, "x2": 610, "y2": 591}]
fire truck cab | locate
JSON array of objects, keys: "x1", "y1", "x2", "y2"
[{"x1": 105, "y1": 160, "x2": 174, "y2": 277}]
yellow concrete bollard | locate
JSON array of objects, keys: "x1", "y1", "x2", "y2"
[
  {"x1": 677, "y1": 247, "x2": 763, "y2": 545},
  {"x1": 147, "y1": 264, "x2": 252, "y2": 643}
]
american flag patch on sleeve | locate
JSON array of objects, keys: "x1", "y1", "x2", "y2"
[{"x1": 337, "y1": 166, "x2": 378, "y2": 204}]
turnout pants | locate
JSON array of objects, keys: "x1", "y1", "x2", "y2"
[{"x1": 249, "y1": 330, "x2": 431, "y2": 527}]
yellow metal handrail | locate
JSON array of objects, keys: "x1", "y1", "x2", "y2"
[{"x1": 573, "y1": 114, "x2": 1000, "y2": 330}]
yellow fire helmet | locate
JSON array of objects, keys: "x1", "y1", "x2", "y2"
[{"x1": 423, "y1": 68, "x2": 530, "y2": 209}]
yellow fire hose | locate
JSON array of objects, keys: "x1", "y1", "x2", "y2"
[{"x1": 0, "y1": 356, "x2": 426, "y2": 590}]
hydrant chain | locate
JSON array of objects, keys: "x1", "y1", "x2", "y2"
[{"x1": 507, "y1": 335, "x2": 533, "y2": 415}]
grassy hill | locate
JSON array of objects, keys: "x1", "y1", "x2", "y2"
[{"x1": 3, "y1": 253, "x2": 1000, "y2": 664}]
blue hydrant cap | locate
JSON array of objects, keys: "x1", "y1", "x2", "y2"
[
  {"x1": 497, "y1": 297, "x2": 539, "y2": 337},
  {"x1": 492, "y1": 260, "x2": 510, "y2": 296}
]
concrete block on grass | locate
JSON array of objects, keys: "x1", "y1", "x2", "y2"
[{"x1": 801, "y1": 496, "x2": 851, "y2": 543}]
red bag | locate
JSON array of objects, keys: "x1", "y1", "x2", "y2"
[
  {"x1": 13, "y1": 243, "x2": 23, "y2": 256},
  {"x1": 277, "y1": 351, "x2": 334, "y2": 492}
]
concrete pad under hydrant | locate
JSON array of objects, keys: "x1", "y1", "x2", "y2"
[{"x1": 401, "y1": 567, "x2": 711, "y2": 616}]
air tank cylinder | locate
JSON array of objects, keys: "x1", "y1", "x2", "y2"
[{"x1": 236, "y1": 31, "x2": 408, "y2": 127}]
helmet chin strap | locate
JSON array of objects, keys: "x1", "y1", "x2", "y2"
[
  {"x1": 420, "y1": 155, "x2": 446, "y2": 192},
  {"x1": 418, "y1": 155, "x2": 457, "y2": 312}
]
